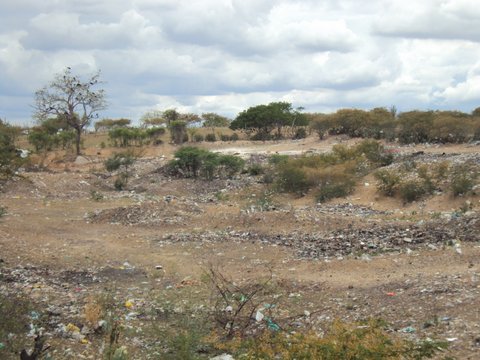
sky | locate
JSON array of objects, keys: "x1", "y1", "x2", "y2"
[{"x1": 2, "y1": 0, "x2": 480, "y2": 126}]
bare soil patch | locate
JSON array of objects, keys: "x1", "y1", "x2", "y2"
[{"x1": 1, "y1": 135, "x2": 480, "y2": 359}]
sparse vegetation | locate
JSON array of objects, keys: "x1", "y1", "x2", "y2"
[
  {"x1": 0, "y1": 119, "x2": 23, "y2": 181},
  {"x1": 205, "y1": 133, "x2": 217, "y2": 142},
  {"x1": 273, "y1": 140, "x2": 392, "y2": 201},
  {"x1": 105, "y1": 151, "x2": 136, "y2": 190},
  {"x1": 450, "y1": 163, "x2": 479, "y2": 197},
  {"x1": 168, "y1": 146, "x2": 245, "y2": 180}
]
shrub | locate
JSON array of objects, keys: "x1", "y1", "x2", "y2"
[
  {"x1": 221, "y1": 319, "x2": 448, "y2": 360},
  {"x1": 90, "y1": 190, "x2": 104, "y2": 201},
  {"x1": 105, "y1": 152, "x2": 135, "y2": 172},
  {"x1": 105, "y1": 152, "x2": 136, "y2": 190},
  {"x1": 309, "y1": 114, "x2": 333, "y2": 139},
  {"x1": 0, "y1": 293, "x2": 34, "y2": 356},
  {"x1": 429, "y1": 114, "x2": 473, "y2": 143},
  {"x1": 247, "y1": 164, "x2": 264, "y2": 176},
  {"x1": 268, "y1": 154, "x2": 289, "y2": 166},
  {"x1": 450, "y1": 163, "x2": 479, "y2": 196},
  {"x1": 250, "y1": 131, "x2": 273, "y2": 141},
  {"x1": 205, "y1": 133, "x2": 217, "y2": 142},
  {"x1": 374, "y1": 169, "x2": 401, "y2": 196},
  {"x1": 108, "y1": 127, "x2": 147, "y2": 147},
  {"x1": 220, "y1": 134, "x2": 230, "y2": 141},
  {"x1": 193, "y1": 134, "x2": 204, "y2": 142},
  {"x1": 168, "y1": 147, "x2": 244, "y2": 180},
  {"x1": 354, "y1": 139, "x2": 393, "y2": 167},
  {"x1": 398, "y1": 111, "x2": 434, "y2": 144},
  {"x1": 314, "y1": 167, "x2": 356, "y2": 202},
  {"x1": 229, "y1": 133, "x2": 240, "y2": 141},
  {"x1": 275, "y1": 162, "x2": 310, "y2": 195},
  {"x1": 292, "y1": 127, "x2": 307, "y2": 139},
  {"x1": 218, "y1": 155, "x2": 245, "y2": 177},
  {"x1": 114, "y1": 174, "x2": 128, "y2": 191},
  {"x1": 0, "y1": 120, "x2": 23, "y2": 180},
  {"x1": 169, "y1": 120, "x2": 188, "y2": 144},
  {"x1": 398, "y1": 180, "x2": 427, "y2": 203}
]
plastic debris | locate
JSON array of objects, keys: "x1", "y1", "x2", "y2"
[
  {"x1": 454, "y1": 241, "x2": 462, "y2": 255},
  {"x1": 400, "y1": 326, "x2": 416, "y2": 333},
  {"x1": 0, "y1": 342, "x2": 5, "y2": 350},
  {"x1": 266, "y1": 318, "x2": 280, "y2": 331},
  {"x1": 386, "y1": 292, "x2": 396, "y2": 297},
  {"x1": 66, "y1": 323, "x2": 80, "y2": 333},
  {"x1": 255, "y1": 310, "x2": 264, "y2": 322},
  {"x1": 125, "y1": 300, "x2": 134, "y2": 309}
]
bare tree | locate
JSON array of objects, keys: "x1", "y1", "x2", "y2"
[{"x1": 33, "y1": 67, "x2": 107, "y2": 155}]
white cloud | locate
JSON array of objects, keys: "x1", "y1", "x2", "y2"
[{"x1": 2, "y1": 0, "x2": 480, "y2": 124}]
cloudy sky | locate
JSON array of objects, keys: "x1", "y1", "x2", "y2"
[{"x1": 2, "y1": 0, "x2": 480, "y2": 126}]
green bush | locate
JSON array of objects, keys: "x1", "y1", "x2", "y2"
[
  {"x1": 398, "y1": 180, "x2": 427, "y2": 203},
  {"x1": 316, "y1": 174, "x2": 356, "y2": 202},
  {"x1": 398, "y1": 111, "x2": 434, "y2": 144},
  {"x1": 218, "y1": 155, "x2": 245, "y2": 177},
  {"x1": 105, "y1": 152, "x2": 135, "y2": 172},
  {"x1": 293, "y1": 127, "x2": 307, "y2": 139},
  {"x1": 221, "y1": 319, "x2": 448, "y2": 360},
  {"x1": 247, "y1": 164, "x2": 264, "y2": 176},
  {"x1": 275, "y1": 162, "x2": 310, "y2": 195},
  {"x1": 1, "y1": 120, "x2": 23, "y2": 179},
  {"x1": 168, "y1": 147, "x2": 244, "y2": 180},
  {"x1": 268, "y1": 154, "x2": 289, "y2": 166},
  {"x1": 105, "y1": 152, "x2": 136, "y2": 190},
  {"x1": 0, "y1": 293, "x2": 34, "y2": 356},
  {"x1": 169, "y1": 121, "x2": 188, "y2": 145},
  {"x1": 193, "y1": 134, "x2": 204, "y2": 142},
  {"x1": 205, "y1": 133, "x2": 217, "y2": 142},
  {"x1": 309, "y1": 114, "x2": 333, "y2": 139},
  {"x1": 355, "y1": 139, "x2": 393, "y2": 167},
  {"x1": 374, "y1": 169, "x2": 401, "y2": 196},
  {"x1": 229, "y1": 133, "x2": 240, "y2": 141},
  {"x1": 450, "y1": 163, "x2": 479, "y2": 196},
  {"x1": 220, "y1": 134, "x2": 230, "y2": 141}
]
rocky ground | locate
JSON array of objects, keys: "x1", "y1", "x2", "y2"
[{"x1": 1, "y1": 137, "x2": 480, "y2": 359}]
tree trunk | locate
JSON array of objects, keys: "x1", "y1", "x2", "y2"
[{"x1": 75, "y1": 128, "x2": 81, "y2": 155}]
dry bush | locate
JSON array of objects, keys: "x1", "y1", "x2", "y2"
[
  {"x1": 84, "y1": 296, "x2": 104, "y2": 328},
  {"x1": 218, "y1": 319, "x2": 448, "y2": 360}
]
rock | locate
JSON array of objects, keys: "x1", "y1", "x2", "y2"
[
  {"x1": 74, "y1": 156, "x2": 91, "y2": 165},
  {"x1": 210, "y1": 354, "x2": 235, "y2": 360}
]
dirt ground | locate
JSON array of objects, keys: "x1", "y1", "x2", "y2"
[{"x1": 1, "y1": 135, "x2": 479, "y2": 359}]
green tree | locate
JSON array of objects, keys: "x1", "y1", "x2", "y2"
[
  {"x1": 308, "y1": 113, "x2": 332, "y2": 140},
  {"x1": 0, "y1": 119, "x2": 23, "y2": 180},
  {"x1": 230, "y1": 102, "x2": 303, "y2": 139},
  {"x1": 95, "y1": 118, "x2": 131, "y2": 132},
  {"x1": 202, "y1": 112, "x2": 231, "y2": 132},
  {"x1": 33, "y1": 67, "x2": 106, "y2": 155},
  {"x1": 397, "y1": 111, "x2": 434, "y2": 144},
  {"x1": 169, "y1": 121, "x2": 188, "y2": 144}
]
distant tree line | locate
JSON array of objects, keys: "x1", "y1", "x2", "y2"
[{"x1": 309, "y1": 107, "x2": 480, "y2": 144}]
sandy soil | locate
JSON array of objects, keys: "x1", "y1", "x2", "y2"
[{"x1": 1, "y1": 135, "x2": 479, "y2": 359}]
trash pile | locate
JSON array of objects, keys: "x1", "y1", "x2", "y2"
[
  {"x1": 87, "y1": 197, "x2": 203, "y2": 226},
  {"x1": 157, "y1": 212, "x2": 480, "y2": 259}
]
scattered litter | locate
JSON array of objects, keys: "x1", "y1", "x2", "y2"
[{"x1": 255, "y1": 310, "x2": 264, "y2": 322}]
